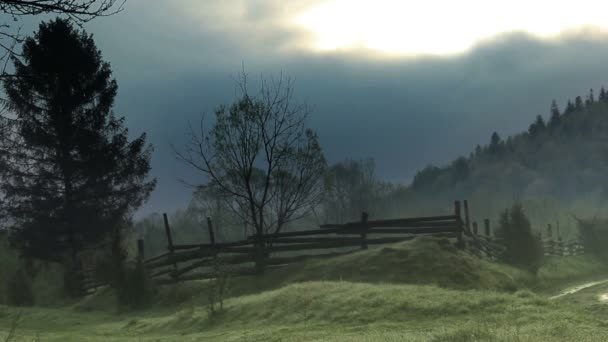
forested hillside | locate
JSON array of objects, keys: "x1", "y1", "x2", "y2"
[{"x1": 408, "y1": 88, "x2": 608, "y2": 233}]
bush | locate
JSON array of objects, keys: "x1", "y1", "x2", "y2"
[
  {"x1": 6, "y1": 269, "x2": 34, "y2": 306},
  {"x1": 495, "y1": 203, "x2": 544, "y2": 273}
]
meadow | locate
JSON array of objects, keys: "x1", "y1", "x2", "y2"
[{"x1": 2, "y1": 237, "x2": 608, "y2": 341}]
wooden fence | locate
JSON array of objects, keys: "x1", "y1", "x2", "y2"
[
  {"x1": 75, "y1": 200, "x2": 587, "y2": 291},
  {"x1": 142, "y1": 200, "x2": 472, "y2": 284}
]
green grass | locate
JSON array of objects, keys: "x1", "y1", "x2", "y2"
[
  {"x1": 2, "y1": 281, "x2": 608, "y2": 341},
  {"x1": 2, "y1": 236, "x2": 608, "y2": 341}
]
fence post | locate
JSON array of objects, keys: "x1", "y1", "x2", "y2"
[
  {"x1": 163, "y1": 213, "x2": 177, "y2": 270},
  {"x1": 463, "y1": 200, "x2": 471, "y2": 233},
  {"x1": 455, "y1": 201, "x2": 464, "y2": 249},
  {"x1": 360, "y1": 212, "x2": 369, "y2": 250},
  {"x1": 472, "y1": 222, "x2": 478, "y2": 235},
  {"x1": 207, "y1": 216, "x2": 216, "y2": 245},
  {"x1": 484, "y1": 219, "x2": 490, "y2": 237},
  {"x1": 137, "y1": 239, "x2": 145, "y2": 261}
]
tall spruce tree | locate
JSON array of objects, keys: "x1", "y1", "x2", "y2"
[{"x1": 1, "y1": 19, "x2": 156, "y2": 262}]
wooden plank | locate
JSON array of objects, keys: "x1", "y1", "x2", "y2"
[
  {"x1": 152, "y1": 268, "x2": 174, "y2": 278},
  {"x1": 319, "y1": 215, "x2": 459, "y2": 229},
  {"x1": 163, "y1": 213, "x2": 175, "y2": 253},
  {"x1": 144, "y1": 251, "x2": 170, "y2": 264},
  {"x1": 464, "y1": 200, "x2": 471, "y2": 232},
  {"x1": 269, "y1": 240, "x2": 363, "y2": 252},
  {"x1": 360, "y1": 212, "x2": 369, "y2": 250},
  {"x1": 267, "y1": 237, "x2": 364, "y2": 244},
  {"x1": 336, "y1": 226, "x2": 462, "y2": 235},
  {"x1": 146, "y1": 248, "x2": 216, "y2": 269},
  {"x1": 171, "y1": 240, "x2": 253, "y2": 250},
  {"x1": 137, "y1": 239, "x2": 145, "y2": 260},
  {"x1": 156, "y1": 267, "x2": 259, "y2": 285},
  {"x1": 171, "y1": 254, "x2": 256, "y2": 278},
  {"x1": 249, "y1": 227, "x2": 357, "y2": 240},
  {"x1": 207, "y1": 216, "x2": 215, "y2": 245},
  {"x1": 265, "y1": 251, "x2": 355, "y2": 266},
  {"x1": 455, "y1": 201, "x2": 464, "y2": 249}
]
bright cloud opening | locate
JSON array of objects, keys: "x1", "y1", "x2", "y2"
[{"x1": 294, "y1": 0, "x2": 608, "y2": 55}]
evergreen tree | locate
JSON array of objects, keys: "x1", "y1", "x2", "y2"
[
  {"x1": 589, "y1": 88, "x2": 595, "y2": 104},
  {"x1": 575, "y1": 96, "x2": 584, "y2": 110},
  {"x1": 548, "y1": 100, "x2": 561, "y2": 130},
  {"x1": 495, "y1": 204, "x2": 544, "y2": 272},
  {"x1": 565, "y1": 100, "x2": 575, "y2": 114},
  {"x1": 488, "y1": 132, "x2": 504, "y2": 156},
  {"x1": 1, "y1": 19, "x2": 156, "y2": 262},
  {"x1": 601, "y1": 87, "x2": 607, "y2": 101},
  {"x1": 528, "y1": 115, "x2": 546, "y2": 138},
  {"x1": 474, "y1": 144, "x2": 482, "y2": 158}
]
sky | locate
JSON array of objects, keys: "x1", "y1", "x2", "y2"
[{"x1": 13, "y1": 0, "x2": 608, "y2": 217}]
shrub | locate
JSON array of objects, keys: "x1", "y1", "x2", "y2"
[
  {"x1": 6, "y1": 270, "x2": 33, "y2": 306},
  {"x1": 495, "y1": 203, "x2": 544, "y2": 273}
]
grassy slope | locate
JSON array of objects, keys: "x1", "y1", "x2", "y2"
[{"x1": 2, "y1": 237, "x2": 608, "y2": 341}]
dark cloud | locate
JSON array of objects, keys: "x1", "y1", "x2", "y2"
[{"x1": 7, "y1": 1, "x2": 608, "y2": 217}]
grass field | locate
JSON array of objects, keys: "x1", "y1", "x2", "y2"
[{"x1": 1, "y1": 237, "x2": 608, "y2": 341}]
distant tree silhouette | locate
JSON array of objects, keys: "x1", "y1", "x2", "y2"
[
  {"x1": 450, "y1": 157, "x2": 469, "y2": 183},
  {"x1": 488, "y1": 132, "x2": 504, "y2": 156},
  {"x1": 474, "y1": 144, "x2": 482, "y2": 158},
  {"x1": 564, "y1": 100, "x2": 575, "y2": 114},
  {"x1": 412, "y1": 165, "x2": 442, "y2": 190},
  {"x1": 575, "y1": 96, "x2": 584, "y2": 110},
  {"x1": 0, "y1": 19, "x2": 155, "y2": 262},
  {"x1": 600, "y1": 87, "x2": 607, "y2": 101},
  {"x1": 528, "y1": 115, "x2": 546, "y2": 138},
  {"x1": 323, "y1": 158, "x2": 378, "y2": 223},
  {"x1": 548, "y1": 100, "x2": 560, "y2": 130}
]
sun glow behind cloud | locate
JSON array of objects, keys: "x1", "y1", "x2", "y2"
[{"x1": 294, "y1": 0, "x2": 608, "y2": 55}]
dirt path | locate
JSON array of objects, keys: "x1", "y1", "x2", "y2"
[{"x1": 549, "y1": 279, "x2": 608, "y2": 300}]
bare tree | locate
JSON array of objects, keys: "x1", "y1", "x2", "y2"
[{"x1": 175, "y1": 72, "x2": 326, "y2": 239}]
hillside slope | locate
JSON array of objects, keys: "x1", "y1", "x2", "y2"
[{"x1": 402, "y1": 92, "x2": 608, "y2": 230}]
